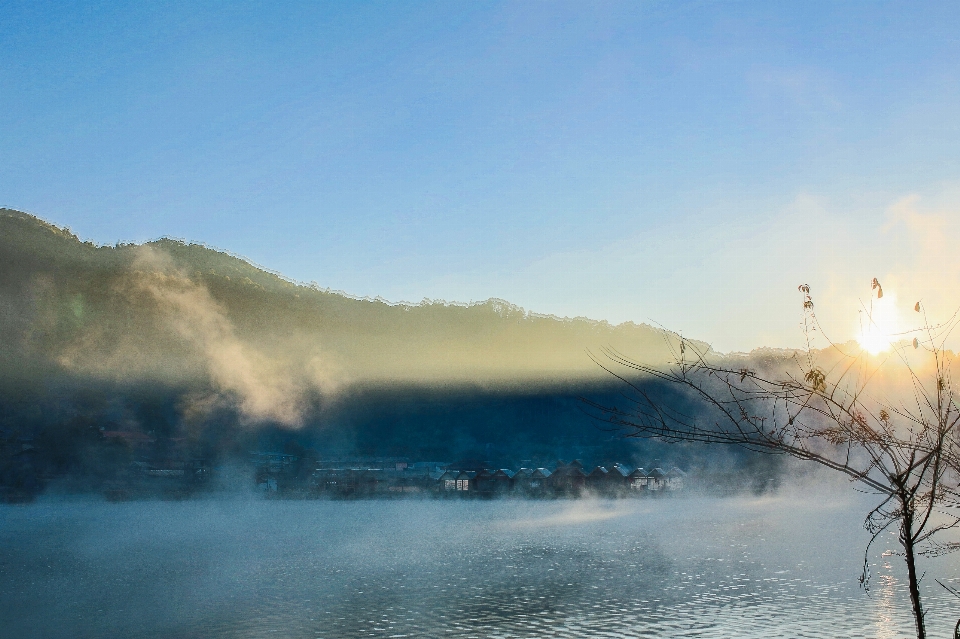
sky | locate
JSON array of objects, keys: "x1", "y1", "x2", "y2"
[{"x1": 3, "y1": 1, "x2": 960, "y2": 352}]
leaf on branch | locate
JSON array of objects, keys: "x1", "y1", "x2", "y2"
[
  {"x1": 913, "y1": 338, "x2": 919, "y2": 349},
  {"x1": 805, "y1": 368, "x2": 827, "y2": 392},
  {"x1": 804, "y1": 300, "x2": 814, "y2": 309},
  {"x1": 915, "y1": 301, "x2": 921, "y2": 312}
]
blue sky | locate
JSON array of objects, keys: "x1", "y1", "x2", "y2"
[{"x1": 4, "y1": 1, "x2": 960, "y2": 351}]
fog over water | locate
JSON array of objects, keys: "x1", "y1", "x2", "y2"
[{"x1": 3, "y1": 490, "x2": 960, "y2": 638}]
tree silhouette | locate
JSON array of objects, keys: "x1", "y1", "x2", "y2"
[{"x1": 585, "y1": 282, "x2": 960, "y2": 639}]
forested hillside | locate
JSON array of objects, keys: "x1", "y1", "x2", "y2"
[{"x1": 0, "y1": 208, "x2": 782, "y2": 497}]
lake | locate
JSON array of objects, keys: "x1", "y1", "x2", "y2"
[{"x1": 2, "y1": 490, "x2": 959, "y2": 638}]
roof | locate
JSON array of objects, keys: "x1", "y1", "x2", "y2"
[{"x1": 609, "y1": 463, "x2": 632, "y2": 477}]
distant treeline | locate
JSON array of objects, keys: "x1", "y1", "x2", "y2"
[{"x1": 0, "y1": 377, "x2": 785, "y2": 501}]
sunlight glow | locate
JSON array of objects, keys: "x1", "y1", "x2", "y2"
[{"x1": 857, "y1": 293, "x2": 902, "y2": 355}]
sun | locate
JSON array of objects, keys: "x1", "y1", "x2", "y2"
[
  {"x1": 858, "y1": 329, "x2": 891, "y2": 355},
  {"x1": 856, "y1": 293, "x2": 901, "y2": 355}
]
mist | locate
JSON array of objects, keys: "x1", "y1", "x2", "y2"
[{"x1": 3, "y1": 488, "x2": 957, "y2": 639}]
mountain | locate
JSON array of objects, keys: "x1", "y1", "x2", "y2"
[
  {"x1": 1, "y1": 208, "x2": 780, "y2": 496},
  {"x1": 1, "y1": 208, "x2": 699, "y2": 398}
]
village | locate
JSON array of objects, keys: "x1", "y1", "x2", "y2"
[
  {"x1": 1, "y1": 427, "x2": 688, "y2": 501},
  {"x1": 255, "y1": 454, "x2": 687, "y2": 498}
]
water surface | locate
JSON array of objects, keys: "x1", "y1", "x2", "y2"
[{"x1": 2, "y1": 492, "x2": 959, "y2": 638}]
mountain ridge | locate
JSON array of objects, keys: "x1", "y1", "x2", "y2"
[{"x1": 0, "y1": 207, "x2": 708, "y2": 419}]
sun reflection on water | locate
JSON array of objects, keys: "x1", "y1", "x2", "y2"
[{"x1": 873, "y1": 559, "x2": 899, "y2": 639}]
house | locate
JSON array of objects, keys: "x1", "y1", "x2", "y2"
[
  {"x1": 310, "y1": 467, "x2": 348, "y2": 494},
  {"x1": 471, "y1": 468, "x2": 514, "y2": 495},
  {"x1": 252, "y1": 452, "x2": 300, "y2": 477},
  {"x1": 628, "y1": 467, "x2": 648, "y2": 491},
  {"x1": 666, "y1": 467, "x2": 687, "y2": 491},
  {"x1": 309, "y1": 467, "x2": 378, "y2": 496},
  {"x1": 474, "y1": 469, "x2": 495, "y2": 493},
  {"x1": 548, "y1": 461, "x2": 586, "y2": 495},
  {"x1": 491, "y1": 468, "x2": 515, "y2": 494},
  {"x1": 512, "y1": 467, "x2": 551, "y2": 496},
  {"x1": 437, "y1": 469, "x2": 459, "y2": 492},
  {"x1": 647, "y1": 467, "x2": 667, "y2": 491},
  {"x1": 455, "y1": 471, "x2": 477, "y2": 492},
  {"x1": 428, "y1": 468, "x2": 446, "y2": 487},
  {"x1": 512, "y1": 467, "x2": 532, "y2": 491},
  {"x1": 357, "y1": 469, "x2": 380, "y2": 495},
  {"x1": 606, "y1": 463, "x2": 632, "y2": 495},
  {"x1": 530, "y1": 468, "x2": 551, "y2": 495},
  {"x1": 386, "y1": 468, "x2": 427, "y2": 494},
  {"x1": 585, "y1": 466, "x2": 609, "y2": 493}
]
